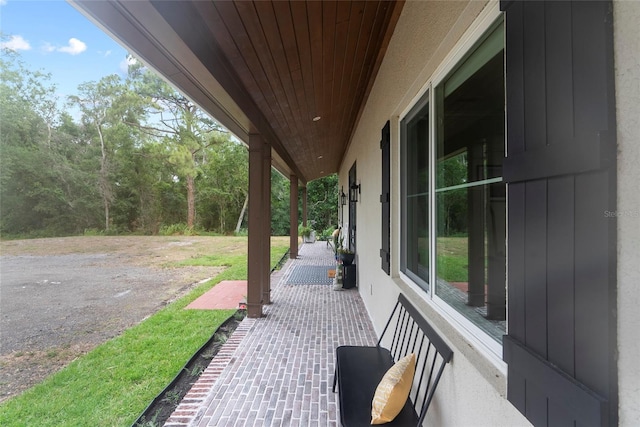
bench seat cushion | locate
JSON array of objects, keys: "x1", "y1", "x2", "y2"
[{"x1": 336, "y1": 346, "x2": 419, "y2": 427}]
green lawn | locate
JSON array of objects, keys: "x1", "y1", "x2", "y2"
[
  {"x1": 437, "y1": 236, "x2": 469, "y2": 282},
  {"x1": 0, "y1": 241, "x2": 289, "y2": 427}
]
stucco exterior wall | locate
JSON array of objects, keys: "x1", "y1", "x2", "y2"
[
  {"x1": 338, "y1": 1, "x2": 530, "y2": 425},
  {"x1": 614, "y1": 1, "x2": 640, "y2": 425}
]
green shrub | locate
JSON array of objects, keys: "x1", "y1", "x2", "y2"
[
  {"x1": 233, "y1": 228, "x2": 248, "y2": 236},
  {"x1": 82, "y1": 228, "x2": 104, "y2": 236},
  {"x1": 317, "y1": 226, "x2": 335, "y2": 241},
  {"x1": 159, "y1": 223, "x2": 200, "y2": 236}
]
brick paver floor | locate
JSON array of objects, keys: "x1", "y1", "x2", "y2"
[{"x1": 165, "y1": 242, "x2": 377, "y2": 427}]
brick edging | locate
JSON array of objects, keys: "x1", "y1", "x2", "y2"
[{"x1": 164, "y1": 318, "x2": 256, "y2": 427}]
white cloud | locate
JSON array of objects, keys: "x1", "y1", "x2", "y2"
[
  {"x1": 1, "y1": 35, "x2": 31, "y2": 51},
  {"x1": 99, "y1": 50, "x2": 112, "y2": 57},
  {"x1": 58, "y1": 38, "x2": 87, "y2": 55},
  {"x1": 41, "y1": 42, "x2": 56, "y2": 53},
  {"x1": 119, "y1": 55, "x2": 138, "y2": 73},
  {"x1": 0, "y1": 0, "x2": 8, "y2": 6}
]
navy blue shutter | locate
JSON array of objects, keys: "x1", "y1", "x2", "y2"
[
  {"x1": 501, "y1": 1, "x2": 617, "y2": 426},
  {"x1": 380, "y1": 121, "x2": 391, "y2": 275}
]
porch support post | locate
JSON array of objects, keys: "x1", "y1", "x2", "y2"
[
  {"x1": 290, "y1": 175, "x2": 299, "y2": 259},
  {"x1": 247, "y1": 133, "x2": 265, "y2": 318},
  {"x1": 467, "y1": 142, "x2": 485, "y2": 307},
  {"x1": 302, "y1": 186, "x2": 308, "y2": 227},
  {"x1": 262, "y1": 139, "x2": 272, "y2": 304}
]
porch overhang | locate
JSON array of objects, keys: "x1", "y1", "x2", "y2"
[
  {"x1": 70, "y1": 0, "x2": 404, "y2": 185},
  {"x1": 70, "y1": 0, "x2": 404, "y2": 317}
]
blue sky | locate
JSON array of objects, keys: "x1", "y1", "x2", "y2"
[{"x1": 1, "y1": 0, "x2": 129, "y2": 100}]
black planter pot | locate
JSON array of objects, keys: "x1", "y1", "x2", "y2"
[{"x1": 340, "y1": 253, "x2": 355, "y2": 266}]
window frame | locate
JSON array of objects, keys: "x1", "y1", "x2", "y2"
[
  {"x1": 400, "y1": 93, "x2": 432, "y2": 292},
  {"x1": 399, "y1": 8, "x2": 506, "y2": 360}
]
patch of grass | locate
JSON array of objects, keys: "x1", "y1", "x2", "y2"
[
  {"x1": 437, "y1": 236, "x2": 468, "y2": 256},
  {"x1": 437, "y1": 236, "x2": 469, "y2": 282},
  {"x1": 158, "y1": 223, "x2": 200, "y2": 236},
  {"x1": 0, "y1": 241, "x2": 289, "y2": 427},
  {"x1": 173, "y1": 253, "x2": 240, "y2": 268},
  {"x1": 437, "y1": 254, "x2": 469, "y2": 282},
  {"x1": 270, "y1": 244, "x2": 289, "y2": 269},
  {"x1": 173, "y1": 243, "x2": 288, "y2": 269},
  {"x1": 0, "y1": 305, "x2": 234, "y2": 426},
  {"x1": 83, "y1": 228, "x2": 105, "y2": 236}
]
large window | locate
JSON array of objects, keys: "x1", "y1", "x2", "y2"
[
  {"x1": 401, "y1": 21, "x2": 505, "y2": 345},
  {"x1": 401, "y1": 98, "x2": 430, "y2": 289}
]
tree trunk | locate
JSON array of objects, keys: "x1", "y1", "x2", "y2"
[
  {"x1": 219, "y1": 206, "x2": 225, "y2": 233},
  {"x1": 185, "y1": 110, "x2": 197, "y2": 230},
  {"x1": 186, "y1": 174, "x2": 195, "y2": 229},
  {"x1": 104, "y1": 201, "x2": 110, "y2": 231},
  {"x1": 235, "y1": 194, "x2": 249, "y2": 233},
  {"x1": 97, "y1": 122, "x2": 111, "y2": 231},
  {"x1": 46, "y1": 122, "x2": 52, "y2": 149}
]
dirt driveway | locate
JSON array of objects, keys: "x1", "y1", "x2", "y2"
[{"x1": 0, "y1": 235, "x2": 268, "y2": 403}]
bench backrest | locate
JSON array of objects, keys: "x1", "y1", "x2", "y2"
[{"x1": 377, "y1": 294, "x2": 454, "y2": 425}]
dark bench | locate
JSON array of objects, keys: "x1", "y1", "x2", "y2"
[{"x1": 333, "y1": 294, "x2": 454, "y2": 426}]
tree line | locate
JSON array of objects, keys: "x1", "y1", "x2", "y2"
[{"x1": 0, "y1": 50, "x2": 337, "y2": 238}]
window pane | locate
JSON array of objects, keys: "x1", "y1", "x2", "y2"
[
  {"x1": 402, "y1": 102, "x2": 430, "y2": 289},
  {"x1": 435, "y1": 23, "x2": 506, "y2": 343}
]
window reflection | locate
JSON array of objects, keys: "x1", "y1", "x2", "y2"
[
  {"x1": 435, "y1": 28, "x2": 506, "y2": 340},
  {"x1": 400, "y1": 21, "x2": 506, "y2": 343},
  {"x1": 405, "y1": 107, "x2": 430, "y2": 288}
]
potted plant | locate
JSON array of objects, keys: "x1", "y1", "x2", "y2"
[
  {"x1": 299, "y1": 224, "x2": 315, "y2": 243},
  {"x1": 338, "y1": 247, "x2": 355, "y2": 266}
]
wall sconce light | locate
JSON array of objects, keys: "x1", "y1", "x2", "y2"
[
  {"x1": 350, "y1": 181, "x2": 361, "y2": 202},
  {"x1": 340, "y1": 189, "x2": 347, "y2": 206}
]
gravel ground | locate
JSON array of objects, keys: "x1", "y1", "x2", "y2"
[{"x1": 0, "y1": 235, "x2": 271, "y2": 403}]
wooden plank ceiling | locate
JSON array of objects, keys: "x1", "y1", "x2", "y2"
[{"x1": 75, "y1": 1, "x2": 404, "y2": 183}]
